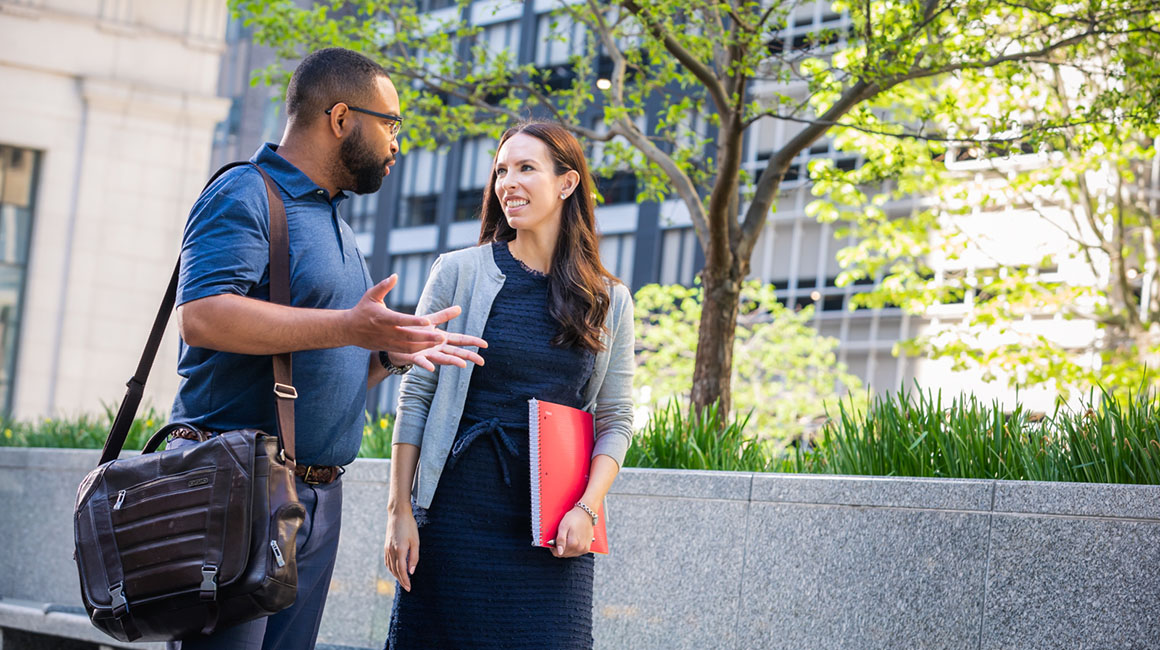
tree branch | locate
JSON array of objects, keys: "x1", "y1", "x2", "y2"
[
  {"x1": 743, "y1": 109, "x2": 1113, "y2": 143},
  {"x1": 619, "y1": 0, "x2": 732, "y2": 116},
  {"x1": 739, "y1": 79, "x2": 882, "y2": 262},
  {"x1": 588, "y1": 0, "x2": 710, "y2": 243}
]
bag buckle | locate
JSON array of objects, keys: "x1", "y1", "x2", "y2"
[
  {"x1": 109, "y1": 582, "x2": 129, "y2": 617},
  {"x1": 199, "y1": 566, "x2": 218, "y2": 601},
  {"x1": 273, "y1": 383, "x2": 298, "y2": 399}
]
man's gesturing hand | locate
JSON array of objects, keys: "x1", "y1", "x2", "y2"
[{"x1": 350, "y1": 275, "x2": 487, "y2": 369}]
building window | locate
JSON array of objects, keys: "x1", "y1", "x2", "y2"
[
  {"x1": 0, "y1": 145, "x2": 38, "y2": 413},
  {"x1": 659, "y1": 227, "x2": 699, "y2": 286},
  {"x1": 599, "y1": 233, "x2": 635, "y2": 283},
  {"x1": 754, "y1": 139, "x2": 859, "y2": 185},
  {"x1": 397, "y1": 147, "x2": 447, "y2": 228},
  {"x1": 456, "y1": 137, "x2": 493, "y2": 222},
  {"x1": 344, "y1": 191, "x2": 379, "y2": 237},
  {"x1": 386, "y1": 252, "x2": 438, "y2": 310},
  {"x1": 596, "y1": 170, "x2": 637, "y2": 205}
]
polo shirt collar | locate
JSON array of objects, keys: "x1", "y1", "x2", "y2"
[{"x1": 251, "y1": 143, "x2": 347, "y2": 202}]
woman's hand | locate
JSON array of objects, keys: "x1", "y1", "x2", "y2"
[
  {"x1": 550, "y1": 507, "x2": 595, "y2": 558},
  {"x1": 384, "y1": 508, "x2": 420, "y2": 592}
]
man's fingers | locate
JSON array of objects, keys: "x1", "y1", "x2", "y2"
[
  {"x1": 423, "y1": 305, "x2": 462, "y2": 326},
  {"x1": 425, "y1": 351, "x2": 467, "y2": 368},
  {"x1": 366, "y1": 275, "x2": 398, "y2": 304},
  {"x1": 395, "y1": 326, "x2": 447, "y2": 345},
  {"x1": 443, "y1": 332, "x2": 488, "y2": 349}
]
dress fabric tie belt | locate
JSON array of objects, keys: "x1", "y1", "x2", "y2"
[{"x1": 448, "y1": 417, "x2": 520, "y2": 487}]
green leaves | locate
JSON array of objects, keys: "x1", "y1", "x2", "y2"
[
  {"x1": 791, "y1": 383, "x2": 1160, "y2": 484},
  {"x1": 624, "y1": 399, "x2": 773, "y2": 472},
  {"x1": 634, "y1": 281, "x2": 863, "y2": 441}
]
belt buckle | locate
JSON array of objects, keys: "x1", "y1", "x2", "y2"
[{"x1": 302, "y1": 465, "x2": 321, "y2": 485}]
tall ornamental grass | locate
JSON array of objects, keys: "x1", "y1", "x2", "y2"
[
  {"x1": 3, "y1": 389, "x2": 1158, "y2": 484},
  {"x1": 790, "y1": 387, "x2": 1160, "y2": 484},
  {"x1": 624, "y1": 400, "x2": 774, "y2": 472}
]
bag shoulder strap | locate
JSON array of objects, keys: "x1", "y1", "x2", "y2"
[{"x1": 99, "y1": 162, "x2": 296, "y2": 466}]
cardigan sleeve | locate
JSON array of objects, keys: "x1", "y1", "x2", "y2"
[
  {"x1": 591, "y1": 283, "x2": 636, "y2": 466},
  {"x1": 391, "y1": 255, "x2": 453, "y2": 448}
]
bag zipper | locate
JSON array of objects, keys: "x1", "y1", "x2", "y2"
[
  {"x1": 269, "y1": 540, "x2": 285, "y2": 568},
  {"x1": 109, "y1": 467, "x2": 214, "y2": 511}
]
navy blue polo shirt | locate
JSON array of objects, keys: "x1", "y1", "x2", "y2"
[{"x1": 171, "y1": 144, "x2": 373, "y2": 466}]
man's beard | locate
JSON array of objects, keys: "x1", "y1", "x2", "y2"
[{"x1": 339, "y1": 125, "x2": 392, "y2": 195}]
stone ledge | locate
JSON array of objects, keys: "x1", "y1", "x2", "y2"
[
  {"x1": 751, "y1": 473, "x2": 995, "y2": 511},
  {"x1": 993, "y1": 479, "x2": 1160, "y2": 519},
  {"x1": 0, "y1": 599, "x2": 164, "y2": 649},
  {"x1": 608, "y1": 467, "x2": 752, "y2": 500}
]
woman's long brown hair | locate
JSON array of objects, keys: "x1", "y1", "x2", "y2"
[{"x1": 478, "y1": 121, "x2": 619, "y2": 352}]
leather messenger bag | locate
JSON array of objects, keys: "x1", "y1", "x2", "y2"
[{"x1": 73, "y1": 163, "x2": 306, "y2": 642}]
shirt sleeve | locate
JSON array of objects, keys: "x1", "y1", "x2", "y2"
[
  {"x1": 592, "y1": 283, "x2": 636, "y2": 467},
  {"x1": 177, "y1": 167, "x2": 273, "y2": 306},
  {"x1": 392, "y1": 254, "x2": 455, "y2": 448}
]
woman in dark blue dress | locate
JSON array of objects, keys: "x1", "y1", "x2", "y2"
[{"x1": 381, "y1": 122, "x2": 637, "y2": 649}]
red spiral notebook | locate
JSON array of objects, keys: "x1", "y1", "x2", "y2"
[{"x1": 528, "y1": 398, "x2": 609, "y2": 555}]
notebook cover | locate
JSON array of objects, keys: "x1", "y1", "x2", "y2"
[{"x1": 528, "y1": 398, "x2": 609, "y2": 555}]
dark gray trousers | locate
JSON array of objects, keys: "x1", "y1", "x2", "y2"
[{"x1": 165, "y1": 463, "x2": 344, "y2": 650}]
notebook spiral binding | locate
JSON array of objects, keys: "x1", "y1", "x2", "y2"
[{"x1": 528, "y1": 398, "x2": 543, "y2": 546}]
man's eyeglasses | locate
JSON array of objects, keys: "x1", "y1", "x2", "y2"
[{"x1": 325, "y1": 104, "x2": 404, "y2": 137}]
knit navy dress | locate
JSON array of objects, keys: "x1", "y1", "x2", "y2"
[{"x1": 386, "y1": 240, "x2": 597, "y2": 650}]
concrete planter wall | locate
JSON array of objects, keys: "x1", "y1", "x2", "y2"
[{"x1": 1, "y1": 447, "x2": 1157, "y2": 649}]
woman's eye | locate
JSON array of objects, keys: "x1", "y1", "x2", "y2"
[
  {"x1": 496, "y1": 168, "x2": 506, "y2": 176},
  {"x1": 522, "y1": 164, "x2": 534, "y2": 171}
]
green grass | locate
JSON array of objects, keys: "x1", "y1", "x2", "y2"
[
  {"x1": 3, "y1": 387, "x2": 1157, "y2": 485},
  {"x1": 358, "y1": 412, "x2": 394, "y2": 459},
  {"x1": 787, "y1": 386, "x2": 1160, "y2": 484},
  {"x1": 623, "y1": 400, "x2": 774, "y2": 472}
]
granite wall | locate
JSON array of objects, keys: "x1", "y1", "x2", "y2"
[{"x1": 1, "y1": 448, "x2": 1157, "y2": 649}]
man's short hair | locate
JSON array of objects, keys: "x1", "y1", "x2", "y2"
[{"x1": 286, "y1": 48, "x2": 390, "y2": 124}]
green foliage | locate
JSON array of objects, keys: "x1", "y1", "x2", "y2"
[
  {"x1": 634, "y1": 281, "x2": 863, "y2": 440},
  {"x1": 233, "y1": 0, "x2": 1160, "y2": 415},
  {"x1": 623, "y1": 399, "x2": 774, "y2": 472},
  {"x1": 791, "y1": 386, "x2": 1160, "y2": 484},
  {"x1": 0, "y1": 407, "x2": 396, "y2": 458},
  {"x1": 359, "y1": 411, "x2": 395, "y2": 458},
  {"x1": 0, "y1": 404, "x2": 165, "y2": 450},
  {"x1": 808, "y1": 12, "x2": 1160, "y2": 398}
]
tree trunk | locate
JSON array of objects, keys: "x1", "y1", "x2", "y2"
[{"x1": 691, "y1": 262, "x2": 743, "y2": 417}]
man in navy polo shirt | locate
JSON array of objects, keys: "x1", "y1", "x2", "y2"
[{"x1": 166, "y1": 48, "x2": 486, "y2": 650}]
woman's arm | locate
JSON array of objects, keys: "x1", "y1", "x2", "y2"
[
  {"x1": 552, "y1": 454, "x2": 620, "y2": 558},
  {"x1": 590, "y1": 285, "x2": 636, "y2": 467},
  {"x1": 384, "y1": 442, "x2": 421, "y2": 591},
  {"x1": 554, "y1": 285, "x2": 636, "y2": 558}
]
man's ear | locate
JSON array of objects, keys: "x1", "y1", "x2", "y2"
[{"x1": 327, "y1": 104, "x2": 349, "y2": 138}]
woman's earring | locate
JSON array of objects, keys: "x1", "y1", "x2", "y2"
[{"x1": 560, "y1": 192, "x2": 567, "y2": 200}]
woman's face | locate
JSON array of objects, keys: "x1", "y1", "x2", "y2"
[{"x1": 493, "y1": 133, "x2": 575, "y2": 235}]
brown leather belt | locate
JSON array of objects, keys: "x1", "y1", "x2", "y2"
[
  {"x1": 293, "y1": 463, "x2": 343, "y2": 485},
  {"x1": 168, "y1": 427, "x2": 342, "y2": 485}
]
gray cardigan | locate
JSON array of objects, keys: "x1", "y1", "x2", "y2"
[{"x1": 393, "y1": 243, "x2": 636, "y2": 509}]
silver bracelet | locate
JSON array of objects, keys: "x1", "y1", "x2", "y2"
[
  {"x1": 574, "y1": 501, "x2": 598, "y2": 526},
  {"x1": 378, "y1": 350, "x2": 413, "y2": 375}
]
